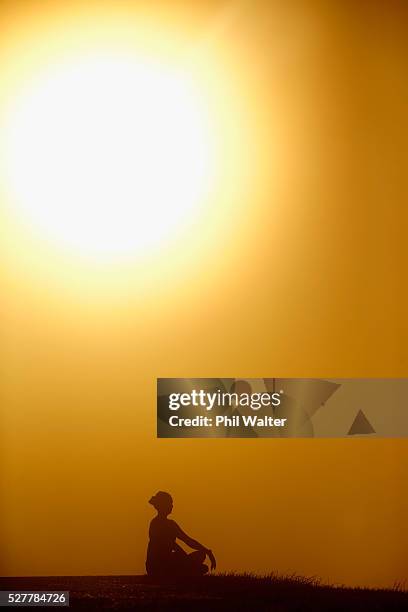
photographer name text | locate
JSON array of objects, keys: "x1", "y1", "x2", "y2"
[{"x1": 168, "y1": 415, "x2": 287, "y2": 428}]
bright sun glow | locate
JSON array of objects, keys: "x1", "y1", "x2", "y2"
[{"x1": 4, "y1": 54, "x2": 213, "y2": 258}]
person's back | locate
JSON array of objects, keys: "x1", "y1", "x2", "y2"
[{"x1": 146, "y1": 515, "x2": 179, "y2": 575}]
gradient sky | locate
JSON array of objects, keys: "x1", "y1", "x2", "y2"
[{"x1": 1, "y1": 0, "x2": 407, "y2": 588}]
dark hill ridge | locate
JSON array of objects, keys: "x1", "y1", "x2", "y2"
[{"x1": 1, "y1": 574, "x2": 407, "y2": 611}]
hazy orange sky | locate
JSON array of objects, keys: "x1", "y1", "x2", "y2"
[{"x1": 1, "y1": 0, "x2": 407, "y2": 588}]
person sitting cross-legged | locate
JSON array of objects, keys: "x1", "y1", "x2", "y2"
[{"x1": 146, "y1": 491, "x2": 216, "y2": 578}]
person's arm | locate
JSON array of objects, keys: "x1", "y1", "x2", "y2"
[
  {"x1": 174, "y1": 523, "x2": 216, "y2": 570},
  {"x1": 176, "y1": 527, "x2": 205, "y2": 551}
]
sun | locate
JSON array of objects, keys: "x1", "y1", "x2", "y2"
[{"x1": 3, "y1": 53, "x2": 213, "y2": 259}]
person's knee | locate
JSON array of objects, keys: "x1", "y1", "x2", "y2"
[
  {"x1": 196, "y1": 550, "x2": 206, "y2": 564},
  {"x1": 189, "y1": 550, "x2": 206, "y2": 564}
]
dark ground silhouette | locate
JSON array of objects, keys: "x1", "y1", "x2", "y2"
[{"x1": 1, "y1": 574, "x2": 407, "y2": 611}]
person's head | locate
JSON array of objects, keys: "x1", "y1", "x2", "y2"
[{"x1": 149, "y1": 491, "x2": 173, "y2": 516}]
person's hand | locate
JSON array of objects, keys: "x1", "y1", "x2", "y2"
[{"x1": 207, "y1": 549, "x2": 216, "y2": 571}]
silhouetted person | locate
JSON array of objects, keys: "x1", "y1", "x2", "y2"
[{"x1": 146, "y1": 491, "x2": 216, "y2": 578}]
